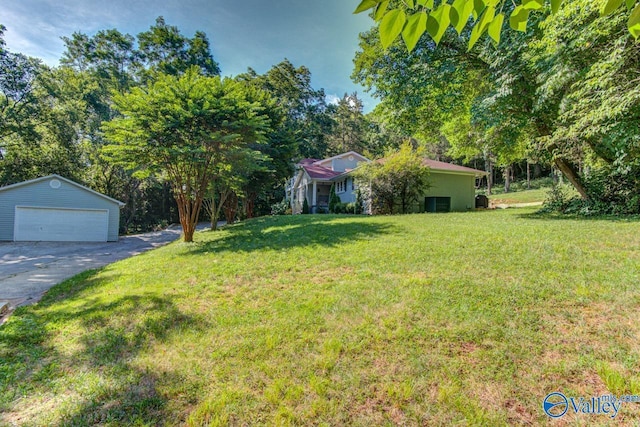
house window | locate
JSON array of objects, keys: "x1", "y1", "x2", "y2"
[{"x1": 336, "y1": 180, "x2": 346, "y2": 193}]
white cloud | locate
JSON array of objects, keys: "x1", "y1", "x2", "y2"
[{"x1": 326, "y1": 93, "x2": 340, "y2": 106}]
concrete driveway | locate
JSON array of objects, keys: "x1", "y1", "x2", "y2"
[{"x1": 0, "y1": 226, "x2": 184, "y2": 310}]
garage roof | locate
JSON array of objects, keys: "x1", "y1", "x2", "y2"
[{"x1": 0, "y1": 174, "x2": 126, "y2": 207}]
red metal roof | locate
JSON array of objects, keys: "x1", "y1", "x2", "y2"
[
  {"x1": 302, "y1": 164, "x2": 342, "y2": 180},
  {"x1": 299, "y1": 158, "x2": 320, "y2": 165}
]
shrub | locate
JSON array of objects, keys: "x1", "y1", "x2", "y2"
[
  {"x1": 352, "y1": 142, "x2": 430, "y2": 214},
  {"x1": 328, "y1": 185, "x2": 341, "y2": 213},
  {"x1": 271, "y1": 199, "x2": 289, "y2": 215},
  {"x1": 541, "y1": 161, "x2": 640, "y2": 216},
  {"x1": 540, "y1": 184, "x2": 569, "y2": 213},
  {"x1": 302, "y1": 198, "x2": 310, "y2": 214}
]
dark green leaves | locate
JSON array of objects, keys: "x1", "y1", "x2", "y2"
[
  {"x1": 380, "y1": 9, "x2": 407, "y2": 48},
  {"x1": 402, "y1": 12, "x2": 428, "y2": 51}
]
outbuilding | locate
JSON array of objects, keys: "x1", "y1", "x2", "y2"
[
  {"x1": 420, "y1": 159, "x2": 487, "y2": 212},
  {"x1": 0, "y1": 175, "x2": 125, "y2": 242}
]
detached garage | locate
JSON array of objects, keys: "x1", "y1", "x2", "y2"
[{"x1": 0, "y1": 175, "x2": 125, "y2": 242}]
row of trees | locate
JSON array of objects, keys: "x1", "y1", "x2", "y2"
[
  {"x1": 0, "y1": 18, "x2": 416, "y2": 239},
  {"x1": 353, "y1": 0, "x2": 640, "y2": 214}
]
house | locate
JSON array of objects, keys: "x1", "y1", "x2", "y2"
[
  {"x1": 288, "y1": 151, "x2": 370, "y2": 213},
  {"x1": 0, "y1": 175, "x2": 125, "y2": 242},
  {"x1": 287, "y1": 151, "x2": 486, "y2": 214}
]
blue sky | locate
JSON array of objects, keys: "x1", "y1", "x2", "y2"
[{"x1": 1, "y1": 0, "x2": 378, "y2": 111}]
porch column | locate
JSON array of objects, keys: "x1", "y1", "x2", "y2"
[{"x1": 312, "y1": 181, "x2": 317, "y2": 212}]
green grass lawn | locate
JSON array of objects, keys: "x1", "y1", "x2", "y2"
[
  {"x1": 486, "y1": 178, "x2": 578, "y2": 205},
  {"x1": 488, "y1": 188, "x2": 549, "y2": 205},
  {"x1": 2, "y1": 210, "x2": 640, "y2": 425}
]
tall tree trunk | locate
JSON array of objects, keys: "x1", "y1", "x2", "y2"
[
  {"x1": 554, "y1": 158, "x2": 588, "y2": 200},
  {"x1": 527, "y1": 162, "x2": 531, "y2": 190},
  {"x1": 504, "y1": 165, "x2": 511, "y2": 193},
  {"x1": 174, "y1": 190, "x2": 204, "y2": 243},
  {"x1": 244, "y1": 191, "x2": 257, "y2": 219},
  {"x1": 534, "y1": 163, "x2": 542, "y2": 178},
  {"x1": 213, "y1": 187, "x2": 232, "y2": 230},
  {"x1": 209, "y1": 198, "x2": 218, "y2": 231},
  {"x1": 223, "y1": 192, "x2": 238, "y2": 224},
  {"x1": 486, "y1": 157, "x2": 493, "y2": 195}
]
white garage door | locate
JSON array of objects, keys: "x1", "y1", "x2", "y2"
[{"x1": 14, "y1": 206, "x2": 109, "y2": 242}]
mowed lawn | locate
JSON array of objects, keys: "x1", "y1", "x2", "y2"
[
  {"x1": 2, "y1": 210, "x2": 640, "y2": 426},
  {"x1": 488, "y1": 188, "x2": 548, "y2": 205}
]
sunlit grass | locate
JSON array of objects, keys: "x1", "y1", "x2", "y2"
[
  {"x1": 1, "y1": 210, "x2": 640, "y2": 425},
  {"x1": 488, "y1": 188, "x2": 548, "y2": 204}
]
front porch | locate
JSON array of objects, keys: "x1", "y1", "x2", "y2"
[
  {"x1": 289, "y1": 181, "x2": 333, "y2": 214},
  {"x1": 309, "y1": 182, "x2": 331, "y2": 213}
]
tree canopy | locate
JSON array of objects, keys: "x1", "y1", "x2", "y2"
[
  {"x1": 354, "y1": 0, "x2": 640, "y2": 51},
  {"x1": 103, "y1": 68, "x2": 270, "y2": 242},
  {"x1": 353, "y1": 0, "x2": 640, "y2": 212}
]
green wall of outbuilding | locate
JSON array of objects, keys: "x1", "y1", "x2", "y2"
[{"x1": 408, "y1": 172, "x2": 477, "y2": 213}]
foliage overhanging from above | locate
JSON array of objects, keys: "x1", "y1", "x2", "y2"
[{"x1": 355, "y1": 0, "x2": 640, "y2": 50}]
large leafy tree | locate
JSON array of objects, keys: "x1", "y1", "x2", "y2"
[
  {"x1": 0, "y1": 25, "x2": 42, "y2": 149},
  {"x1": 103, "y1": 69, "x2": 270, "y2": 242},
  {"x1": 352, "y1": 24, "x2": 510, "y2": 184},
  {"x1": 0, "y1": 27, "x2": 89, "y2": 185},
  {"x1": 57, "y1": 18, "x2": 222, "y2": 231},
  {"x1": 354, "y1": 0, "x2": 640, "y2": 207},
  {"x1": 137, "y1": 17, "x2": 220, "y2": 78},
  {"x1": 326, "y1": 92, "x2": 368, "y2": 155},
  {"x1": 529, "y1": 0, "x2": 640, "y2": 164},
  {"x1": 239, "y1": 60, "x2": 331, "y2": 159}
]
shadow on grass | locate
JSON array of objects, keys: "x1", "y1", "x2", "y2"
[
  {"x1": 0, "y1": 270, "x2": 207, "y2": 425},
  {"x1": 191, "y1": 214, "x2": 394, "y2": 255},
  {"x1": 517, "y1": 211, "x2": 640, "y2": 222}
]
